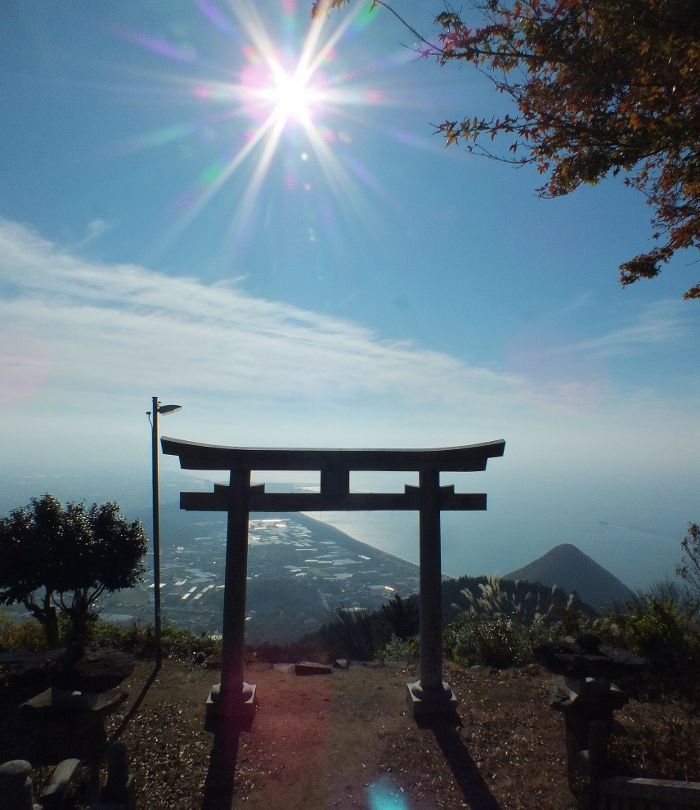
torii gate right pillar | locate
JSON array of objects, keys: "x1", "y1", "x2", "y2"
[{"x1": 407, "y1": 469, "x2": 458, "y2": 718}]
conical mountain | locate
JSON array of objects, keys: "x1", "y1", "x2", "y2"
[{"x1": 504, "y1": 543, "x2": 635, "y2": 611}]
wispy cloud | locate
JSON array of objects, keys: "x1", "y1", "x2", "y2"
[
  {"x1": 1, "y1": 217, "x2": 698, "y2": 494},
  {"x1": 3, "y1": 217, "x2": 695, "y2": 460},
  {"x1": 0, "y1": 219, "x2": 538, "y2": 417},
  {"x1": 553, "y1": 300, "x2": 691, "y2": 359},
  {"x1": 73, "y1": 218, "x2": 113, "y2": 248}
]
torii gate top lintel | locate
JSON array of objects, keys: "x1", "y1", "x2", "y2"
[
  {"x1": 161, "y1": 436, "x2": 505, "y2": 472},
  {"x1": 162, "y1": 436, "x2": 505, "y2": 513}
]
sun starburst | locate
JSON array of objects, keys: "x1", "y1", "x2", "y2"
[
  {"x1": 111, "y1": 0, "x2": 402, "y2": 258},
  {"x1": 265, "y1": 64, "x2": 319, "y2": 126}
]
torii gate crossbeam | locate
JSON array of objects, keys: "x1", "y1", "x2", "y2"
[{"x1": 162, "y1": 437, "x2": 505, "y2": 723}]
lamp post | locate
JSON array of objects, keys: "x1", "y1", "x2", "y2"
[{"x1": 148, "y1": 396, "x2": 182, "y2": 668}]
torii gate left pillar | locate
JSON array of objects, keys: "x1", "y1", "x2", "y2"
[{"x1": 162, "y1": 438, "x2": 505, "y2": 725}]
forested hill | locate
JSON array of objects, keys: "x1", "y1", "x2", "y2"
[{"x1": 505, "y1": 543, "x2": 635, "y2": 611}]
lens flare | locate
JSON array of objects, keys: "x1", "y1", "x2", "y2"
[
  {"x1": 366, "y1": 775, "x2": 410, "y2": 809},
  {"x1": 150, "y1": 0, "x2": 380, "y2": 250},
  {"x1": 108, "y1": 0, "x2": 422, "y2": 258}
]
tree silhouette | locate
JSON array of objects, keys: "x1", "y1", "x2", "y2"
[
  {"x1": 316, "y1": 0, "x2": 700, "y2": 298},
  {"x1": 0, "y1": 494, "x2": 63, "y2": 645},
  {"x1": 677, "y1": 522, "x2": 700, "y2": 604},
  {"x1": 0, "y1": 495, "x2": 148, "y2": 644},
  {"x1": 380, "y1": 593, "x2": 419, "y2": 640}
]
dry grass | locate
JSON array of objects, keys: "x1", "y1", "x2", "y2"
[{"x1": 608, "y1": 698, "x2": 700, "y2": 782}]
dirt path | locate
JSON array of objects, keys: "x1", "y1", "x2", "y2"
[{"x1": 103, "y1": 659, "x2": 574, "y2": 809}]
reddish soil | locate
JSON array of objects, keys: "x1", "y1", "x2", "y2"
[{"x1": 99, "y1": 659, "x2": 575, "y2": 809}]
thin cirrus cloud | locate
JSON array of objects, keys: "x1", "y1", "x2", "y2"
[
  {"x1": 72, "y1": 218, "x2": 113, "y2": 249},
  {"x1": 1, "y1": 218, "x2": 698, "y2": 484},
  {"x1": 502, "y1": 294, "x2": 693, "y2": 412},
  {"x1": 552, "y1": 300, "x2": 691, "y2": 360},
  {"x1": 1, "y1": 217, "x2": 684, "y2": 423},
  {"x1": 0, "y1": 218, "x2": 536, "y2": 414}
]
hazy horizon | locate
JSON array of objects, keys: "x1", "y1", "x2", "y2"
[{"x1": 0, "y1": 466, "x2": 690, "y2": 593}]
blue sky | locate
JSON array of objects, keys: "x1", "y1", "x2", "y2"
[{"x1": 1, "y1": 1, "x2": 698, "y2": 586}]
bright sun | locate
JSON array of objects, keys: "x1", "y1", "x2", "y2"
[
  {"x1": 134, "y1": 0, "x2": 387, "y2": 251},
  {"x1": 267, "y1": 65, "x2": 319, "y2": 126}
]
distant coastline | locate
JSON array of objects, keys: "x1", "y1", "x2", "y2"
[{"x1": 295, "y1": 512, "x2": 419, "y2": 575}]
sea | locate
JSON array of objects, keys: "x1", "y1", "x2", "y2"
[
  {"x1": 309, "y1": 510, "x2": 678, "y2": 593},
  {"x1": 2, "y1": 468, "x2": 686, "y2": 593}
]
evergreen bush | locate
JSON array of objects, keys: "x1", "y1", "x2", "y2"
[
  {"x1": 379, "y1": 634, "x2": 419, "y2": 663},
  {"x1": 444, "y1": 613, "x2": 532, "y2": 668}
]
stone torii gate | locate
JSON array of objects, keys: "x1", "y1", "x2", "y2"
[{"x1": 162, "y1": 437, "x2": 505, "y2": 722}]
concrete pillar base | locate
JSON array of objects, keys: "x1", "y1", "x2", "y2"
[
  {"x1": 406, "y1": 680, "x2": 457, "y2": 721},
  {"x1": 205, "y1": 682, "x2": 257, "y2": 730}
]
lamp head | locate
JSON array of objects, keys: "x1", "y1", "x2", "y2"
[{"x1": 157, "y1": 404, "x2": 182, "y2": 415}]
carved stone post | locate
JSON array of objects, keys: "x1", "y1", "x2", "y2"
[
  {"x1": 206, "y1": 468, "x2": 256, "y2": 726},
  {"x1": 407, "y1": 470, "x2": 456, "y2": 719},
  {"x1": 418, "y1": 470, "x2": 442, "y2": 691},
  {"x1": 101, "y1": 741, "x2": 136, "y2": 809}
]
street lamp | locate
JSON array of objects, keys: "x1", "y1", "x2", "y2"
[{"x1": 147, "y1": 396, "x2": 182, "y2": 668}]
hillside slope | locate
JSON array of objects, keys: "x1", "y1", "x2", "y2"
[{"x1": 505, "y1": 543, "x2": 635, "y2": 610}]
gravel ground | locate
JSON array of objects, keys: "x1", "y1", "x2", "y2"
[
  {"x1": 6, "y1": 656, "x2": 696, "y2": 809},
  {"x1": 35, "y1": 659, "x2": 575, "y2": 809}
]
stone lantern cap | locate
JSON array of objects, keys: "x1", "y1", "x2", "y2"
[{"x1": 534, "y1": 633, "x2": 648, "y2": 680}]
